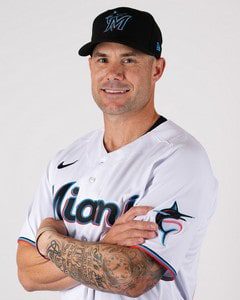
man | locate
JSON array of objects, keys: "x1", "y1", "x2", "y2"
[{"x1": 17, "y1": 7, "x2": 218, "y2": 300}]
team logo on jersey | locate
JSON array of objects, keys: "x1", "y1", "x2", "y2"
[
  {"x1": 53, "y1": 182, "x2": 139, "y2": 226},
  {"x1": 104, "y1": 11, "x2": 132, "y2": 32},
  {"x1": 154, "y1": 201, "x2": 193, "y2": 246}
]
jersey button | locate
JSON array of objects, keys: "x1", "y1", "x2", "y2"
[
  {"x1": 100, "y1": 157, "x2": 106, "y2": 163},
  {"x1": 89, "y1": 177, "x2": 96, "y2": 183}
]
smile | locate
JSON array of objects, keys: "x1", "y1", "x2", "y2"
[{"x1": 101, "y1": 89, "x2": 130, "y2": 94}]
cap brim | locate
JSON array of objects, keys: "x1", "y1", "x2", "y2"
[
  {"x1": 78, "y1": 42, "x2": 98, "y2": 56},
  {"x1": 78, "y1": 39, "x2": 160, "y2": 58}
]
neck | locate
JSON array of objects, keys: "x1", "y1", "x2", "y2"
[{"x1": 103, "y1": 108, "x2": 159, "y2": 153}]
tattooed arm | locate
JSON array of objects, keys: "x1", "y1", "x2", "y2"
[
  {"x1": 17, "y1": 242, "x2": 79, "y2": 291},
  {"x1": 17, "y1": 207, "x2": 160, "y2": 294},
  {"x1": 17, "y1": 218, "x2": 79, "y2": 291},
  {"x1": 37, "y1": 230, "x2": 164, "y2": 297}
]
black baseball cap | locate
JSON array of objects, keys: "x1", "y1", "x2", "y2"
[{"x1": 78, "y1": 7, "x2": 162, "y2": 58}]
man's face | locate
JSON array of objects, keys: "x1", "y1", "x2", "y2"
[{"x1": 88, "y1": 42, "x2": 165, "y2": 115}]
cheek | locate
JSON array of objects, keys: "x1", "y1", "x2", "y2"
[
  {"x1": 125, "y1": 69, "x2": 141, "y2": 86},
  {"x1": 128, "y1": 71, "x2": 152, "y2": 92},
  {"x1": 90, "y1": 75, "x2": 100, "y2": 90},
  {"x1": 130, "y1": 63, "x2": 152, "y2": 80},
  {"x1": 91, "y1": 69, "x2": 106, "y2": 89}
]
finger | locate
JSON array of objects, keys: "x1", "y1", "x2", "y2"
[
  {"x1": 115, "y1": 220, "x2": 158, "y2": 233},
  {"x1": 116, "y1": 206, "x2": 154, "y2": 223},
  {"x1": 128, "y1": 220, "x2": 158, "y2": 231},
  {"x1": 118, "y1": 237, "x2": 145, "y2": 247},
  {"x1": 116, "y1": 229, "x2": 158, "y2": 241},
  {"x1": 101, "y1": 227, "x2": 157, "y2": 245}
]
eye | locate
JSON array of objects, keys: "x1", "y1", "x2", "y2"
[
  {"x1": 97, "y1": 57, "x2": 108, "y2": 63},
  {"x1": 122, "y1": 58, "x2": 135, "y2": 64}
]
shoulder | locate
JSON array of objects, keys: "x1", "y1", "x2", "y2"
[
  {"x1": 149, "y1": 119, "x2": 218, "y2": 191},
  {"x1": 148, "y1": 119, "x2": 218, "y2": 216},
  {"x1": 153, "y1": 120, "x2": 213, "y2": 171}
]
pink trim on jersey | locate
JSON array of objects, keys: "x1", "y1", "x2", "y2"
[{"x1": 131, "y1": 244, "x2": 176, "y2": 281}]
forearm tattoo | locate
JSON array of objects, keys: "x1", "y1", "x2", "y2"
[{"x1": 46, "y1": 236, "x2": 163, "y2": 296}]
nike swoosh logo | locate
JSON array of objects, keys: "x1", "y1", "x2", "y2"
[{"x1": 57, "y1": 160, "x2": 78, "y2": 169}]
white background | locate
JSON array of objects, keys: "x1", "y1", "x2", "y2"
[{"x1": 0, "y1": 0, "x2": 239, "y2": 299}]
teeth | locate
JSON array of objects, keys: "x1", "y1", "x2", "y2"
[{"x1": 104, "y1": 89, "x2": 128, "y2": 94}]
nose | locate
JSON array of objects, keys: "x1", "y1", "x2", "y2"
[{"x1": 106, "y1": 62, "x2": 124, "y2": 81}]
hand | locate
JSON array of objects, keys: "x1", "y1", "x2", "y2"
[
  {"x1": 101, "y1": 206, "x2": 158, "y2": 246},
  {"x1": 36, "y1": 218, "x2": 67, "y2": 258}
]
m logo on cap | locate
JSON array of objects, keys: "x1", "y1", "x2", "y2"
[{"x1": 104, "y1": 11, "x2": 132, "y2": 32}]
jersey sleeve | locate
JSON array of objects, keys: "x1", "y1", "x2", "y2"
[
  {"x1": 18, "y1": 161, "x2": 54, "y2": 246},
  {"x1": 132, "y1": 141, "x2": 218, "y2": 281}
]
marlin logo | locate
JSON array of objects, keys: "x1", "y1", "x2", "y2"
[
  {"x1": 104, "y1": 11, "x2": 132, "y2": 32},
  {"x1": 154, "y1": 201, "x2": 193, "y2": 246}
]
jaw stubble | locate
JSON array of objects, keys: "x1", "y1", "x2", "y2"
[{"x1": 92, "y1": 87, "x2": 152, "y2": 116}]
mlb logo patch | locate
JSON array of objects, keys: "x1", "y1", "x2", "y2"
[{"x1": 156, "y1": 41, "x2": 161, "y2": 52}]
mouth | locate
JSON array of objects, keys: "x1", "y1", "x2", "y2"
[{"x1": 100, "y1": 88, "x2": 130, "y2": 95}]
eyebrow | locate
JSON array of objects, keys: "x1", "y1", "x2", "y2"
[{"x1": 92, "y1": 51, "x2": 139, "y2": 58}]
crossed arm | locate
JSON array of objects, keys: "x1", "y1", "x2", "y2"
[{"x1": 17, "y1": 206, "x2": 164, "y2": 297}]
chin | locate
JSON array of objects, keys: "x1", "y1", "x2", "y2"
[{"x1": 100, "y1": 103, "x2": 132, "y2": 115}]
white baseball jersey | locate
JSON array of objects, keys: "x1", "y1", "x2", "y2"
[{"x1": 18, "y1": 118, "x2": 218, "y2": 300}]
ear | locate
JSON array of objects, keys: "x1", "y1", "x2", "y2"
[
  {"x1": 88, "y1": 56, "x2": 92, "y2": 71},
  {"x1": 152, "y1": 57, "x2": 166, "y2": 83}
]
